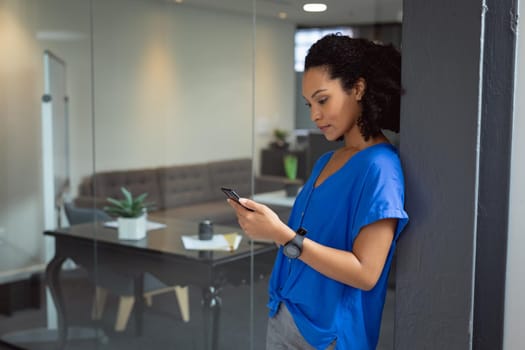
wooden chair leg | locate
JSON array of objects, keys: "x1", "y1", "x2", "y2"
[
  {"x1": 144, "y1": 294, "x2": 153, "y2": 307},
  {"x1": 91, "y1": 287, "x2": 108, "y2": 320},
  {"x1": 142, "y1": 285, "x2": 191, "y2": 322},
  {"x1": 115, "y1": 296, "x2": 135, "y2": 332},
  {"x1": 174, "y1": 286, "x2": 190, "y2": 322}
]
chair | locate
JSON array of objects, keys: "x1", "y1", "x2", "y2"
[
  {"x1": 63, "y1": 202, "x2": 190, "y2": 331},
  {"x1": 63, "y1": 202, "x2": 112, "y2": 225}
]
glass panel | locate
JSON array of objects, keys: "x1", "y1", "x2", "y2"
[
  {"x1": 0, "y1": 0, "x2": 95, "y2": 348},
  {"x1": 0, "y1": 0, "x2": 402, "y2": 349},
  {"x1": 89, "y1": 0, "x2": 259, "y2": 349},
  {"x1": 254, "y1": 1, "x2": 402, "y2": 350}
]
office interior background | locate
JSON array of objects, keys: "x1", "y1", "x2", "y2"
[{"x1": 1, "y1": 0, "x2": 525, "y2": 349}]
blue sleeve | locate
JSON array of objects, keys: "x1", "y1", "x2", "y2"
[{"x1": 353, "y1": 155, "x2": 409, "y2": 242}]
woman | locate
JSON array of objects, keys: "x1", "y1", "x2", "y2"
[{"x1": 227, "y1": 33, "x2": 408, "y2": 350}]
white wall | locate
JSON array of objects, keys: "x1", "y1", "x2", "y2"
[
  {"x1": 0, "y1": 0, "x2": 295, "y2": 261},
  {"x1": 254, "y1": 20, "x2": 296, "y2": 175},
  {"x1": 90, "y1": 0, "x2": 295, "y2": 174},
  {"x1": 0, "y1": 1, "x2": 46, "y2": 258},
  {"x1": 503, "y1": 1, "x2": 525, "y2": 346},
  {"x1": 36, "y1": 0, "x2": 94, "y2": 206}
]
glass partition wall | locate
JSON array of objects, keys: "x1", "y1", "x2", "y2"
[
  {"x1": 0, "y1": 0, "x2": 402, "y2": 349},
  {"x1": 0, "y1": 0, "x2": 96, "y2": 348},
  {"x1": 87, "y1": 1, "x2": 266, "y2": 349}
]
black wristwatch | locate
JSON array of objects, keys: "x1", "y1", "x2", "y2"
[{"x1": 283, "y1": 228, "x2": 307, "y2": 259}]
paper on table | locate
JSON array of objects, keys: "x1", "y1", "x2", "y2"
[
  {"x1": 181, "y1": 233, "x2": 242, "y2": 251},
  {"x1": 103, "y1": 220, "x2": 167, "y2": 231}
]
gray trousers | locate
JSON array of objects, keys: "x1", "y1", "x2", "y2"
[{"x1": 266, "y1": 303, "x2": 336, "y2": 350}]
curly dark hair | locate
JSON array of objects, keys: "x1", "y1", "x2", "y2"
[{"x1": 304, "y1": 33, "x2": 402, "y2": 140}]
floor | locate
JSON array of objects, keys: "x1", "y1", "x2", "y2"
[{"x1": 0, "y1": 270, "x2": 395, "y2": 349}]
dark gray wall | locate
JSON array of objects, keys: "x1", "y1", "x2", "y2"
[
  {"x1": 474, "y1": 0, "x2": 516, "y2": 348},
  {"x1": 395, "y1": 0, "x2": 483, "y2": 348},
  {"x1": 396, "y1": 0, "x2": 517, "y2": 349}
]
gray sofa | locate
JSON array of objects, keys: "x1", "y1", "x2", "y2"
[{"x1": 75, "y1": 158, "x2": 254, "y2": 226}]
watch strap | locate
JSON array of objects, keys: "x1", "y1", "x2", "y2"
[{"x1": 289, "y1": 233, "x2": 304, "y2": 246}]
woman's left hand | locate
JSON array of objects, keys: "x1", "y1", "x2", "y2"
[{"x1": 226, "y1": 198, "x2": 294, "y2": 245}]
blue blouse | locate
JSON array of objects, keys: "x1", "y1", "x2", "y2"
[{"x1": 267, "y1": 143, "x2": 409, "y2": 350}]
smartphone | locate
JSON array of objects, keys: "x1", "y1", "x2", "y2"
[{"x1": 221, "y1": 187, "x2": 255, "y2": 212}]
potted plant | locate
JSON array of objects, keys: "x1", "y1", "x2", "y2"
[
  {"x1": 283, "y1": 154, "x2": 302, "y2": 197},
  {"x1": 104, "y1": 187, "x2": 154, "y2": 240},
  {"x1": 270, "y1": 128, "x2": 290, "y2": 149}
]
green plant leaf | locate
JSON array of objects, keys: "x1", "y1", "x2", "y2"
[
  {"x1": 105, "y1": 188, "x2": 153, "y2": 218},
  {"x1": 121, "y1": 187, "x2": 132, "y2": 204},
  {"x1": 135, "y1": 192, "x2": 148, "y2": 204},
  {"x1": 106, "y1": 197, "x2": 126, "y2": 209},
  {"x1": 273, "y1": 128, "x2": 289, "y2": 141},
  {"x1": 283, "y1": 154, "x2": 298, "y2": 180}
]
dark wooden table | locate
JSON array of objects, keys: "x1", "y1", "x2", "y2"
[{"x1": 44, "y1": 217, "x2": 277, "y2": 350}]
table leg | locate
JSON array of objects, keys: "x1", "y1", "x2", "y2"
[
  {"x1": 202, "y1": 286, "x2": 222, "y2": 350},
  {"x1": 45, "y1": 255, "x2": 67, "y2": 349},
  {"x1": 134, "y1": 274, "x2": 144, "y2": 336}
]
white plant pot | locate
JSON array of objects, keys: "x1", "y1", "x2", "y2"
[{"x1": 118, "y1": 215, "x2": 147, "y2": 240}]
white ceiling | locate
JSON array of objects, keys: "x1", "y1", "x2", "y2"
[{"x1": 166, "y1": 0, "x2": 403, "y2": 27}]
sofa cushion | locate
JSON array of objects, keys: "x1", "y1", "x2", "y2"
[
  {"x1": 158, "y1": 164, "x2": 214, "y2": 209},
  {"x1": 92, "y1": 169, "x2": 162, "y2": 209},
  {"x1": 157, "y1": 200, "x2": 238, "y2": 226},
  {"x1": 207, "y1": 158, "x2": 252, "y2": 200},
  {"x1": 75, "y1": 158, "x2": 253, "y2": 218}
]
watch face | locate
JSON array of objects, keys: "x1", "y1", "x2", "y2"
[{"x1": 284, "y1": 244, "x2": 300, "y2": 258}]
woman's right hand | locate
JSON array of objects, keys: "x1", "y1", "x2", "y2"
[{"x1": 227, "y1": 198, "x2": 295, "y2": 245}]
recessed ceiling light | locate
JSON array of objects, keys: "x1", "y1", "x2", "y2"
[
  {"x1": 36, "y1": 31, "x2": 86, "y2": 41},
  {"x1": 303, "y1": 3, "x2": 327, "y2": 13},
  {"x1": 174, "y1": 0, "x2": 183, "y2": 3}
]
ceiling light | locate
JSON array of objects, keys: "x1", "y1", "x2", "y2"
[
  {"x1": 303, "y1": 3, "x2": 327, "y2": 13},
  {"x1": 278, "y1": 12, "x2": 288, "y2": 19},
  {"x1": 36, "y1": 31, "x2": 86, "y2": 41}
]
